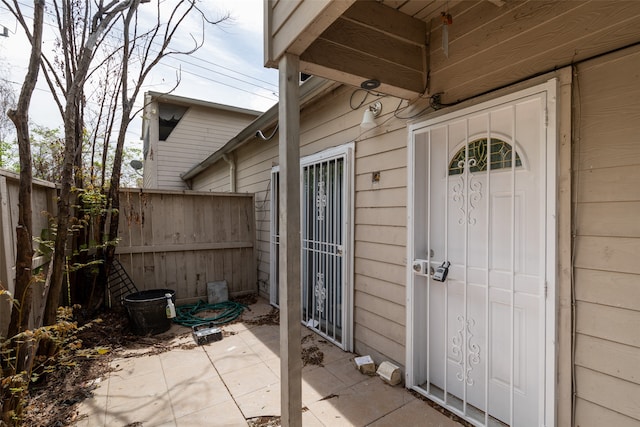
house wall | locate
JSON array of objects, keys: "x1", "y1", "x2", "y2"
[
  {"x1": 190, "y1": 47, "x2": 640, "y2": 424},
  {"x1": 421, "y1": 1, "x2": 640, "y2": 107},
  {"x1": 572, "y1": 45, "x2": 640, "y2": 425},
  {"x1": 191, "y1": 157, "x2": 232, "y2": 194},
  {"x1": 147, "y1": 104, "x2": 257, "y2": 190},
  {"x1": 193, "y1": 85, "x2": 411, "y2": 365}
]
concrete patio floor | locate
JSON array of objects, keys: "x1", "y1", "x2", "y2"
[{"x1": 74, "y1": 297, "x2": 462, "y2": 427}]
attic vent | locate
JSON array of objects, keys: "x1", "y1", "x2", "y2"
[{"x1": 158, "y1": 103, "x2": 188, "y2": 141}]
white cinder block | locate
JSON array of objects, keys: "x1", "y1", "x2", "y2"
[
  {"x1": 376, "y1": 361, "x2": 401, "y2": 386},
  {"x1": 353, "y1": 355, "x2": 376, "y2": 375}
]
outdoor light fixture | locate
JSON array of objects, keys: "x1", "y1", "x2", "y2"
[{"x1": 360, "y1": 101, "x2": 382, "y2": 130}]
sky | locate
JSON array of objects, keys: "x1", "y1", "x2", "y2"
[{"x1": 0, "y1": 0, "x2": 279, "y2": 153}]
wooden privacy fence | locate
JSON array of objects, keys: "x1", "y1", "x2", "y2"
[
  {"x1": 0, "y1": 170, "x2": 57, "y2": 337},
  {"x1": 115, "y1": 189, "x2": 257, "y2": 304},
  {"x1": 0, "y1": 172, "x2": 257, "y2": 336}
]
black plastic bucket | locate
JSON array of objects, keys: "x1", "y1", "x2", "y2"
[{"x1": 124, "y1": 289, "x2": 175, "y2": 335}]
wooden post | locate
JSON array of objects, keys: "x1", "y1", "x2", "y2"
[
  {"x1": 556, "y1": 69, "x2": 573, "y2": 427},
  {"x1": 278, "y1": 53, "x2": 302, "y2": 426}
]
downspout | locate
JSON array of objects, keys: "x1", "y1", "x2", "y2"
[{"x1": 222, "y1": 154, "x2": 236, "y2": 193}]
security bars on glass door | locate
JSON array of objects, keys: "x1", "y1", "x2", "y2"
[
  {"x1": 301, "y1": 157, "x2": 344, "y2": 345},
  {"x1": 271, "y1": 156, "x2": 346, "y2": 346},
  {"x1": 270, "y1": 171, "x2": 280, "y2": 306}
]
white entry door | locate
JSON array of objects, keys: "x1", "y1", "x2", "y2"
[{"x1": 407, "y1": 82, "x2": 556, "y2": 427}]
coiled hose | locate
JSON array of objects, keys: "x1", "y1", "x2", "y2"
[{"x1": 173, "y1": 300, "x2": 247, "y2": 327}]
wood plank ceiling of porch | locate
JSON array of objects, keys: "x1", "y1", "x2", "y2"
[{"x1": 275, "y1": 0, "x2": 474, "y2": 100}]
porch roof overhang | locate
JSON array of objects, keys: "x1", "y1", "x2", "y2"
[
  {"x1": 180, "y1": 76, "x2": 338, "y2": 182},
  {"x1": 265, "y1": 0, "x2": 429, "y2": 100}
]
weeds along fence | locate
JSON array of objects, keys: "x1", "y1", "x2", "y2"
[{"x1": 0, "y1": 170, "x2": 257, "y2": 337}]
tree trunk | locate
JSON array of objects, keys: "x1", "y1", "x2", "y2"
[
  {"x1": 69, "y1": 98, "x2": 86, "y2": 306},
  {"x1": 6, "y1": 114, "x2": 34, "y2": 338},
  {"x1": 6, "y1": 0, "x2": 45, "y2": 338},
  {"x1": 102, "y1": 112, "x2": 130, "y2": 305},
  {"x1": 42, "y1": 113, "x2": 78, "y2": 326}
]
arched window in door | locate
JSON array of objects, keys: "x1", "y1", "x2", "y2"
[{"x1": 449, "y1": 138, "x2": 522, "y2": 175}]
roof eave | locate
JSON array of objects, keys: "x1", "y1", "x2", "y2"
[
  {"x1": 146, "y1": 91, "x2": 263, "y2": 117},
  {"x1": 181, "y1": 76, "x2": 338, "y2": 182}
]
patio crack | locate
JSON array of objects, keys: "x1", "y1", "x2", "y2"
[
  {"x1": 319, "y1": 393, "x2": 339, "y2": 401},
  {"x1": 203, "y1": 346, "x2": 247, "y2": 419}
]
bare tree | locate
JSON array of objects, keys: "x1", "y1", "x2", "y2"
[
  {"x1": 5, "y1": 0, "x2": 44, "y2": 338},
  {"x1": 42, "y1": 1, "x2": 145, "y2": 325},
  {"x1": 1, "y1": 1, "x2": 44, "y2": 422},
  {"x1": 2, "y1": 0, "x2": 228, "y2": 325}
]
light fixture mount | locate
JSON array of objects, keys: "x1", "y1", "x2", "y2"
[
  {"x1": 370, "y1": 101, "x2": 382, "y2": 117},
  {"x1": 360, "y1": 101, "x2": 382, "y2": 130},
  {"x1": 361, "y1": 79, "x2": 380, "y2": 90}
]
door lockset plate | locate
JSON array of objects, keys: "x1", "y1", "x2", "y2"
[{"x1": 412, "y1": 260, "x2": 429, "y2": 274}]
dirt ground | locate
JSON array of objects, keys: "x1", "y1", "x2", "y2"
[{"x1": 22, "y1": 305, "x2": 130, "y2": 427}]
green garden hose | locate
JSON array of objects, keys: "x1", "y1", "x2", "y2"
[{"x1": 173, "y1": 300, "x2": 247, "y2": 327}]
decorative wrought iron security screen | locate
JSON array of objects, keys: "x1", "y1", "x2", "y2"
[
  {"x1": 408, "y1": 86, "x2": 555, "y2": 427},
  {"x1": 269, "y1": 171, "x2": 280, "y2": 305},
  {"x1": 301, "y1": 156, "x2": 345, "y2": 345},
  {"x1": 270, "y1": 146, "x2": 352, "y2": 350}
]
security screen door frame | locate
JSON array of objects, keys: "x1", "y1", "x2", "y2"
[
  {"x1": 271, "y1": 143, "x2": 354, "y2": 351},
  {"x1": 405, "y1": 80, "x2": 557, "y2": 427}
]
